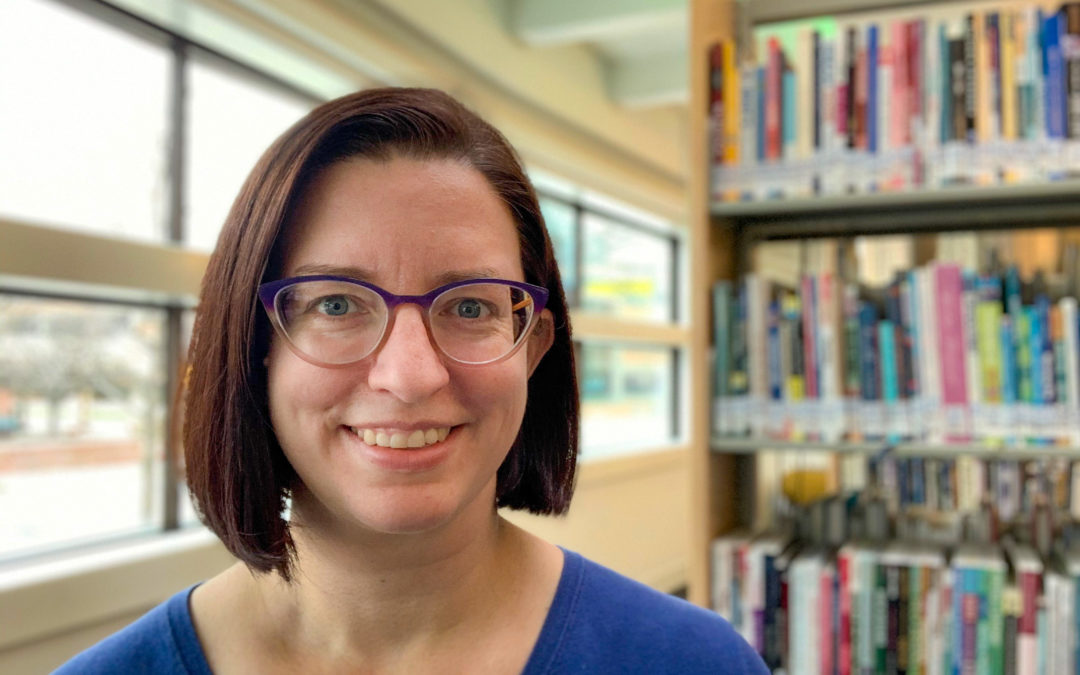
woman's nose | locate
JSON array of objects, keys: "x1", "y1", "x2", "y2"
[{"x1": 366, "y1": 305, "x2": 450, "y2": 402}]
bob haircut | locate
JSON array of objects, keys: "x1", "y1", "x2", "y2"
[{"x1": 183, "y1": 87, "x2": 578, "y2": 579}]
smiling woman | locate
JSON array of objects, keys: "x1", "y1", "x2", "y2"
[{"x1": 55, "y1": 88, "x2": 767, "y2": 674}]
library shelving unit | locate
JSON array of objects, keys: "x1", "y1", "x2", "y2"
[{"x1": 687, "y1": 0, "x2": 1080, "y2": 608}]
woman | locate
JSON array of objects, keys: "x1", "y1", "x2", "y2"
[{"x1": 57, "y1": 88, "x2": 766, "y2": 674}]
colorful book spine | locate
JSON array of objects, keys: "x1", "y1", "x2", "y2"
[
  {"x1": 935, "y1": 264, "x2": 970, "y2": 441},
  {"x1": 767, "y1": 38, "x2": 784, "y2": 161},
  {"x1": 802, "y1": 275, "x2": 820, "y2": 400},
  {"x1": 868, "y1": 24, "x2": 880, "y2": 154},
  {"x1": 1045, "y1": 10, "x2": 1068, "y2": 143}
]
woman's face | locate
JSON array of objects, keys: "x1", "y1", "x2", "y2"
[{"x1": 266, "y1": 157, "x2": 551, "y2": 537}]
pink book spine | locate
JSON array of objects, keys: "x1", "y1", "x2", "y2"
[
  {"x1": 891, "y1": 20, "x2": 910, "y2": 148},
  {"x1": 766, "y1": 38, "x2": 783, "y2": 160},
  {"x1": 908, "y1": 21, "x2": 923, "y2": 126},
  {"x1": 820, "y1": 566, "x2": 835, "y2": 675},
  {"x1": 935, "y1": 264, "x2": 970, "y2": 441},
  {"x1": 838, "y1": 553, "x2": 852, "y2": 675},
  {"x1": 1017, "y1": 571, "x2": 1039, "y2": 675}
]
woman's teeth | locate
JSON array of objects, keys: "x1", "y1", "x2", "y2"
[{"x1": 350, "y1": 427, "x2": 451, "y2": 448}]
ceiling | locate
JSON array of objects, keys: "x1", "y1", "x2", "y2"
[{"x1": 503, "y1": 0, "x2": 689, "y2": 109}]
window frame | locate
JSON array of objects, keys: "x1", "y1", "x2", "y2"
[
  {"x1": 0, "y1": 0, "x2": 322, "y2": 563},
  {"x1": 538, "y1": 189, "x2": 688, "y2": 458}
]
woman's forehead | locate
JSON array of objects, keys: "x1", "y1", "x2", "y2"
[{"x1": 278, "y1": 158, "x2": 524, "y2": 284}]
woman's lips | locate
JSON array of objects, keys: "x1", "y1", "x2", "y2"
[
  {"x1": 343, "y1": 425, "x2": 457, "y2": 472},
  {"x1": 348, "y1": 426, "x2": 451, "y2": 448}
]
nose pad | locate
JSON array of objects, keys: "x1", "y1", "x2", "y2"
[{"x1": 366, "y1": 304, "x2": 450, "y2": 401}]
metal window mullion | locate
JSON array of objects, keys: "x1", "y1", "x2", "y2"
[
  {"x1": 162, "y1": 36, "x2": 188, "y2": 531},
  {"x1": 670, "y1": 236, "x2": 680, "y2": 323},
  {"x1": 671, "y1": 346, "x2": 681, "y2": 441},
  {"x1": 573, "y1": 203, "x2": 585, "y2": 309}
]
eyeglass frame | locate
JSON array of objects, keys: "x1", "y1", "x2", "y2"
[{"x1": 257, "y1": 274, "x2": 550, "y2": 368}]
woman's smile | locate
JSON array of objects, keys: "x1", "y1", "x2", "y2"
[{"x1": 341, "y1": 423, "x2": 459, "y2": 473}]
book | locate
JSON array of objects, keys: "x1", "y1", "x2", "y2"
[{"x1": 935, "y1": 263, "x2": 971, "y2": 441}]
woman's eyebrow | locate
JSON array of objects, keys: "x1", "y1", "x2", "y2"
[
  {"x1": 289, "y1": 265, "x2": 503, "y2": 285},
  {"x1": 291, "y1": 263, "x2": 374, "y2": 279},
  {"x1": 432, "y1": 268, "x2": 502, "y2": 285}
]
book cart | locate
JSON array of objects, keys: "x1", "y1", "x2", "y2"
[{"x1": 688, "y1": 0, "x2": 1080, "y2": 672}]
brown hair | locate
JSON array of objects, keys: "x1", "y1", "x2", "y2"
[{"x1": 183, "y1": 88, "x2": 578, "y2": 579}]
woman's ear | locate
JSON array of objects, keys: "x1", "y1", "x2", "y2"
[{"x1": 526, "y1": 309, "x2": 555, "y2": 376}]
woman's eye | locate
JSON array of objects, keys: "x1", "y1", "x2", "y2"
[
  {"x1": 318, "y1": 296, "x2": 352, "y2": 316},
  {"x1": 455, "y1": 299, "x2": 485, "y2": 319}
]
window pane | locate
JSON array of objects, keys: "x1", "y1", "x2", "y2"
[
  {"x1": 186, "y1": 54, "x2": 314, "y2": 251},
  {"x1": 0, "y1": 295, "x2": 167, "y2": 558},
  {"x1": 0, "y1": 0, "x2": 170, "y2": 242},
  {"x1": 579, "y1": 343, "x2": 675, "y2": 458},
  {"x1": 582, "y1": 213, "x2": 674, "y2": 322},
  {"x1": 539, "y1": 197, "x2": 578, "y2": 303}
]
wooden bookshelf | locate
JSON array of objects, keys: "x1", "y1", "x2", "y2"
[{"x1": 686, "y1": 0, "x2": 1080, "y2": 611}]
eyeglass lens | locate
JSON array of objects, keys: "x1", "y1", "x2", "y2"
[{"x1": 273, "y1": 280, "x2": 535, "y2": 365}]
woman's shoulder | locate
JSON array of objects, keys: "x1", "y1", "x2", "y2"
[
  {"x1": 525, "y1": 549, "x2": 768, "y2": 675},
  {"x1": 53, "y1": 585, "x2": 211, "y2": 675}
]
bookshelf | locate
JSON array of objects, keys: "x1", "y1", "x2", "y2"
[{"x1": 689, "y1": 0, "x2": 1080, "y2": 669}]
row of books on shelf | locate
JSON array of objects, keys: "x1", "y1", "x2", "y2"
[
  {"x1": 835, "y1": 454, "x2": 1079, "y2": 520},
  {"x1": 711, "y1": 489, "x2": 1080, "y2": 675},
  {"x1": 712, "y1": 261, "x2": 1080, "y2": 446},
  {"x1": 708, "y1": 2, "x2": 1080, "y2": 202}
]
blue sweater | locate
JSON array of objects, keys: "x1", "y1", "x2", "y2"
[{"x1": 55, "y1": 549, "x2": 767, "y2": 674}]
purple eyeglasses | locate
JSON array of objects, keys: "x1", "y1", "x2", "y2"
[{"x1": 258, "y1": 275, "x2": 549, "y2": 367}]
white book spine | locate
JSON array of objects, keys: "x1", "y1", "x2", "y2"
[
  {"x1": 746, "y1": 275, "x2": 770, "y2": 436},
  {"x1": 917, "y1": 266, "x2": 943, "y2": 441},
  {"x1": 797, "y1": 27, "x2": 815, "y2": 162},
  {"x1": 1061, "y1": 297, "x2": 1080, "y2": 446}
]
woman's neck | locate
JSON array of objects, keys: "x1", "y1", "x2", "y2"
[{"x1": 248, "y1": 499, "x2": 539, "y2": 670}]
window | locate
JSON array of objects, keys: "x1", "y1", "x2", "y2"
[
  {"x1": 186, "y1": 54, "x2": 315, "y2": 251},
  {"x1": 579, "y1": 344, "x2": 677, "y2": 457},
  {"x1": 0, "y1": 295, "x2": 167, "y2": 558},
  {"x1": 538, "y1": 196, "x2": 579, "y2": 303},
  {"x1": 0, "y1": 0, "x2": 320, "y2": 563},
  {"x1": 582, "y1": 212, "x2": 676, "y2": 323},
  {"x1": 538, "y1": 191, "x2": 685, "y2": 460},
  {"x1": 0, "y1": 0, "x2": 171, "y2": 243}
]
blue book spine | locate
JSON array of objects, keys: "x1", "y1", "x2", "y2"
[
  {"x1": 768, "y1": 301, "x2": 783, "y2": 400},
  {"x1": 1027, "y1": 306, "x2": 1043, "y2": 404},
  {"x1": 1001, "y1": 316, "x2": 1018, "y2": 405},
  {"x1": 1045, "y1": 11, "x2": 1067, "y2": 141},
  {"x1": 783, "y1": 69, "x2": 797, "y2": 159},
  {"x1": 1074, "y1": 575, "x2": 1080, "y2": 672},
  {"x1": 953, "y1": 566, "x2": 965, "y2": 675},
  {"x1": 910, "y1": 456, "x2": 926, "y2": 505},
  {"x1": 764, "y1": 554, "x2": 781, "y2": 669},
  {"x1": 906, "y1": 270, "x2": 922, "y2": 397},
  {"x1": 757, "y1": 67, "x2": 767, "y2": 162},
  {"x1": 897, "y1": 458, "x2": 911, "y2": 507},
  {"x1": 879, "y1": 320, "x2": 899, "y2": 403},
  {"x1": 859, "y1": 303, "x2": 880, "y2": 400},
  {"x1": 1037, "y1": 295, "x2": 1055, "y2": 403},
  {"x1": 941, "y1": 23, "x2": 952, "y2": 144},
  {"x1": 868, "y1": 24, "x2": 879, "y2": 154}
]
